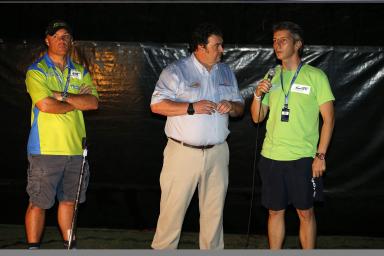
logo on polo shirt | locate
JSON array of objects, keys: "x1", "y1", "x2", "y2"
[
  {"x1": 70, "y1": 70, "x2": 82, "y2": 79},
  {"x1": 70, "y1": 84, "x2": 80, "y2": 90},
  {"x1": 189, "y1": 82, "x2": 200, "y2": 88}
]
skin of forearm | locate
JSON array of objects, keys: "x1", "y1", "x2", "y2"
[
  {"x1": 317, "y1": 120, "x2": 334, "y2": 154},
  {"x1": 151, "y1": 100, "x2": 188, "y2": 117},
  {"x1": 250, "y1": 100, "x2": 267, "y2": 123},
  {"x1": 317, "y1": 101, "x2": 335, "y2": 154},
  {"x1": 37, "y1": 97, "x2": 75, "y2": 114},
  {"x1": 65, "y1": 94, "x2": 98, "y2": 111},
  {"x1": 229, "y1": 101, "x2": 244, "y2": 117}
]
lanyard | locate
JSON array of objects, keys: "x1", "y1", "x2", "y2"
[
  {"x1": 53, "y1": 65, "x2": 71, "y2": 94},
  {"x1": 280, "y1": 62, "x2": 303, "y2": 107}
]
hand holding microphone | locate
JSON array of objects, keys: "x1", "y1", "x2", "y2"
[{"x1": 254, "y1": 67, "x2": 276, "y2": 100}]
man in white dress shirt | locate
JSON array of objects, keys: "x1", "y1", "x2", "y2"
[{"x1": 150, "y1": 23, "x2": 244, "y2": 249}]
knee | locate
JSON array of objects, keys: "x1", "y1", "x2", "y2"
[
  {"x1": 297, "y1": 208, "x2": 315, "y2": 222},
  {"x1": 27, "y1": 203, "x2": 45, "y2": 213},
  {"x1": 269, "y1": 209, "x2": 285, "y2": 218},
  {"x1": 59, "y1": 201, "x2": 75, "y2": 207}
]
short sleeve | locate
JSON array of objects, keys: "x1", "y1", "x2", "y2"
[
  {"x1": 25, "y1": 69, "x2": 51, "y2": 104},
  {"x1": 150, "y1": 66, "x2": 179, "y2": 105},
  {"x1": 315, "y1": 70, "x2": 335, "y2": 105},
  {"x1": 82, "y1": 70, "x2": 99, "y2": 99}
]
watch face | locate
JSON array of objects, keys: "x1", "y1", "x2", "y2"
[{"x1": 188, "y1": 103, "x2": 194, "y2": 115}]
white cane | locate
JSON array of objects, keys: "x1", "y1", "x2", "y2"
[{"x1": 68, "y1": 138, "x2": 87, "y2": 250}]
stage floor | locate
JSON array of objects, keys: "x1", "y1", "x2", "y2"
[{"x1": 1, "y1": 224, "x2": 383, "y2": 249}]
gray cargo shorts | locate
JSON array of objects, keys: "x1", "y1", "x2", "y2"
[{"x1": 26, "y1": 155, "x2": 90, "y2": 209}]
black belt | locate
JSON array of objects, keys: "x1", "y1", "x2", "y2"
[{"x1": 169, "y1": 137, "x2": 215, "y2": 150}]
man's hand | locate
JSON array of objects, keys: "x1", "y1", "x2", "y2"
[
  {"x1": 51, "y1": 91, "x2": 63, "y2": 101},
  {"x1": 51, "y1": 84, "x2": 92, "y2": 101},
  {"x1": 255, "y1": 79, "x2": 272, "y2": 97},
  {"x1": 79, "y1": 85, "x2": 92, "y2": 94},
  {"x1": 312, "y1": 158, "x2": 326, "y2": 178},
  {"x1": 193, "y1": 100, "x2": 217, "y2": 115},
  {"x1": 216, "y1": 100, "x2": 233, "y2": 114}
]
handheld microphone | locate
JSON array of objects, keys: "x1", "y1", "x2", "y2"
[{"x1": 257, "y1": 66, "x2": 277, "y2": 100}]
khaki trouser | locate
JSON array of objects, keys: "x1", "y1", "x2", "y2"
[{"x1": 152, "y1": 138, "x2": 229, "y2": 249}]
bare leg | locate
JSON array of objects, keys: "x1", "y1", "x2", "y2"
[
  {"x1": 25, "y1": 203, "x2": 45, "y2": 243},
  {"x1": 267, "y1": 209, "x2": 285, "y2": 249},
  {"x1": 58, "y1": 201, "x2": 75, "y2": 241},
  {"x1": 297, "y1": 207, "x2": 316, "y2": 249}
]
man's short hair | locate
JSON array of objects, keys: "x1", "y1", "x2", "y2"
[
  {"x1": 45, "y1": 20, "x2": 72, "y2": 36},
  {"x1": 189, "y1": 23, "x2": 223, "y2": 53},
  {"x1": 273, "y1": 21, "x2": 304, "y2": 56}
]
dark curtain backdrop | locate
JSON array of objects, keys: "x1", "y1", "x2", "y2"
[{"x1": 1, "y1": 41, "x2": 383, "y2": 236}]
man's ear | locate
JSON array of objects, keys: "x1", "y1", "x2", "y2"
[
  {"x1": 295, "y1": 40, "x2": 302, "y2": 51},
  {"x1": 197, "y1": 44, "x2": 206, "y2": 51}
]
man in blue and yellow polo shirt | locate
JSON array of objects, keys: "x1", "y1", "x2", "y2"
[{"x1": 25, "y1": 20, "x2": 98, "y2": 249}]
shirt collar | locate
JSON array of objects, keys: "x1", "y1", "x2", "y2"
[
  {"x1": 44, "y1": 53, "x2": 74, "y2": 70},
  {"x1": 191, "y1": 53, "x2": 218, "y2": 75}
]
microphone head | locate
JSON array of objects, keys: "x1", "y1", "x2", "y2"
[{"x1": 267, "y1": 67, "x2": 276, "y2": 81}]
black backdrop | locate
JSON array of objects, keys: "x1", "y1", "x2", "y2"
[
  {"x1": 1, "y1": 3, "x2": 384, "y2": 46},
  {"x1": 1, "y1": 3, "x2": 384, "y2": 237}
]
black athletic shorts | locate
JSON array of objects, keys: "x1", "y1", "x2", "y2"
[{"x1": 258, "y1": 156, "x2": 324, "y2": 211}]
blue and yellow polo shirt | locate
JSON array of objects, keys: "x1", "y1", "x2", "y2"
[{"x1": 26, "y1": 53, "x2": 98, "y2": 156}]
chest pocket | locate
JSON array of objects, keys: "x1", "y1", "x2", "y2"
[
  {"x1": 68, "y1": 83, "x2": 81, "y2": 93},
  {"x1": 68, "y1": 70, "x2": 84, "y2": 94},
  {"x1": 290, "y1": 83, "x2": 314, "y2": 107},
  {"x1": 218, "y1": 83, "x2": 235, "y2": 101},
  {"x1": 216, "y1": 70, "x2": 235, "y2": 101},
  {"x1": 177, "y1": 80, "x2": 201, "y2": 102},
  {"x1": 46, "y1": 69, "x2": 82, "y2": 94}
]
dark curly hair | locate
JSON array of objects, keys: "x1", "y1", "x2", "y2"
[
  {"x1": 273, "y1": 21, "x2": 304, "y2": 57},
  {"x1": 189, "y1": 23, "x2": 223, "y2": 53}
]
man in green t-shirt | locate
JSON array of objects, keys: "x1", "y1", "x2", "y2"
[
  {"x1": 250, "y1": 21, "x2": 335, "y2": 249},
  {"x1": 24, "y1": 20, "x2": 98, "y2": 249}
]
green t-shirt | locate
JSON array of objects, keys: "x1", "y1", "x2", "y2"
[
  {"x1": 26, "y1": 53, "x2": 98, "y2": 155},
  {"x1": 261, "y1": 64, "x2": 335, "y2": 160}
]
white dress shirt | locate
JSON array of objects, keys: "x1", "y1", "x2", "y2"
[{"x1": 151, "y1": 54, "x2": 244, "y2": 146}]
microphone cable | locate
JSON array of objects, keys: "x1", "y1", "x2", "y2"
[{"x1": 245, "y1": 93, "x2": 265, "y2": 248}]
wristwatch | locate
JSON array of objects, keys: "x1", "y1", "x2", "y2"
[
  {"x1": 315, "y1": 152, "x2": 326, "y2": 160},
  {"x1": 187, "y1": 102, "x2": 195, "y2": 115}
]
